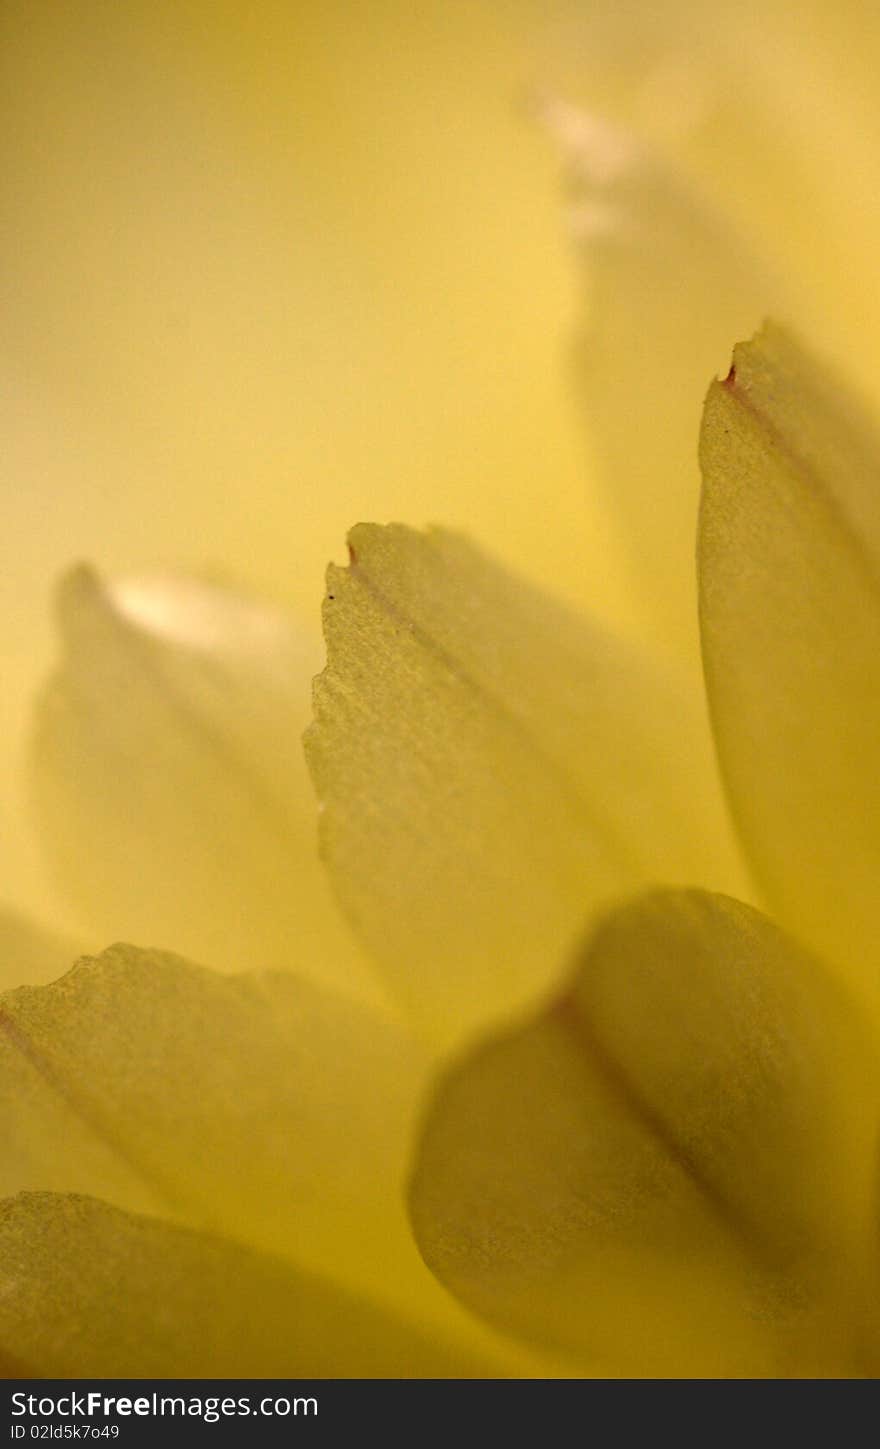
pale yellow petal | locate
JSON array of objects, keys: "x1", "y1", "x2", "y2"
[
  {"x1": 542, "y1": 97, "x2": 779, "y2": 660},
  {"x1": 1, "y1": 942, "x2": 549, "y2": 1368},
  {"x1": 410, "y1": 890, "x2": 880, "y2": 1376},
  {"x1": 699, "y1": 323, "x2": 880, "y2": 1003},
  {"x1": 0, "y1": 945, "x2": 420, "y2": 1312},
  {"x1": 546, "y1": 3, "x2": 880, "y2": 393},
  {"x1": 0, "y1": 1193, "x2": 506, "y2": 1377},
  {"x1": 0, "y1": 908, "x2": 81, "y2": 991},
  {"x1": 30, "y1": 567, "x2": 378, "y2": 1001},
  {"x1": 306, "y1": 524, "x2": 747, "y2": 1045}
]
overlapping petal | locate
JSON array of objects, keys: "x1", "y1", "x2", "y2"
[
  {"x1": 410, "y1": 890, "x2": 880, "y2": 1376},
  {"x1": 1, "y1": 942, "x2": 562, "y2": 1376},
  {"x1": 30, "y1": 568, "x2": 378, "y2": 1000},
  {"x1": 0, "y1": 1193, "x2": 506, "y2": 1378},
  {"x1": 700, "y1": 323, "x2": 880, "y2": 1001},
  {"x1": 2, "y1": 0, "x2": 879, "y2": 1389},
  {"x1": 0, "y1": 944, "x2": 439, "y2": 1328},
  {"x1": 306, "y1": 524, "x2": 747, "y2": 1045}
]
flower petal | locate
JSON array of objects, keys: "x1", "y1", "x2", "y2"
[
  {"x1": 0, "y1": 943, "x2": 444, "y2": 1330},
  {"x1": 699, "y1": 323, "x2": 880, "y2": 1000},
  {"x1": 0, "y1": 1193, "x2": 507, "y2": 1377},
  {"x1": 410, "y1": 890, "x2": 880, "y2": 1376},
  {"x1": 306, "y1": 524, "x2": 746, "y2": 1044},
  {"x1": 545, "y1": 4, "x2": 880, "y2": 399},
  {"x1": 544, "y1": 98, "x2": 778, "y2": 658},
  {"x1": 30, "y1": 568, "x2": 378, "y2": 999}
]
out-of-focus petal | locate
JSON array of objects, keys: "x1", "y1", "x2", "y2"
[
  {"x1": 0, "y1": 1193, "x2": 512, "y2": 1378},
  {"x1": 542, "y1": 4, "x2": 880, "y2": 395},
  {"x1": 410, "y1": 890, "x2": 880, "y2": 1376},
  {"x1": 699, "y1": 323, "x2": 880, "y2": 1004},
  {"x1": 542, "y1": 97, "x2": 778, "y2": 659},
  {"x1": 30, "y1": 568, "x2": 379, "y2": 1001},
  {"x1": 0, "y1": 908, "x2": 81, "y2": 991},
  {"x1": 306, "y1": 524, "x2": 747, "y2": 1046}
]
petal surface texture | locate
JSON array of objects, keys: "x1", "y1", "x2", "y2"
[
  {"x1": 410, "y1": 890, "x2": 880, "y2": 1376},
  {"x1": 307, "y1": 525, "x2": 746, "y2": 1045},
  {"x1": 30, "y1": 569, "x2": 376, "y2": 999},
  {"x1": 0, "y1": 1193, "x2": 505, "y2": 1377},
  {"x1": 0, "y1": 944, "x2": 455, "y2": 1336},
  {"x1": 700, "y1": 323, "x2": 880, "y2": 1001}
]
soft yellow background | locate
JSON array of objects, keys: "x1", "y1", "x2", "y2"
[
  {"x1": 5, "y1": 0, "x2": 880, "y2": 924},
  {"x1": 2, "y1": 1, "x2": 608, "y2": 923}
]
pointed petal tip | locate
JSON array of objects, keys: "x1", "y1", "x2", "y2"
[
  {"x1": 699, "y1": 322, "x2": 880, "y2": 999},
  {"x1": 306, "y1": 524, "x2": 747, "y2": 1044}
]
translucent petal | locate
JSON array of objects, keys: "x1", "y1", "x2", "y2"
[
  {"x1": 544, "y1": 98, "x2": 780, "y2": 659},
  {"x1": 30, "y1": 568, "x2": 378, "y2": 1001},
  {"x1": 699, "y1": 323, "x2": 880, "y2": 1003},
  {"x1": 306, "y1": 524, "x2": 747, "y2": 1045},
  {"x1": 0, "y1": 943, "x2": 451, "y2": 1336},
  {"x1": 542, "y1": 4, "x2": 880, "y2": 402},
  {"x1": 0, "y1": 908, "x2": 81, "y2": 991},
  {"x1": 410, "y1": 890, "x2": 880, "y2": 1376},
  {"x1": 0, "y1": 1193, "x2": 508, "y2": 1377}
]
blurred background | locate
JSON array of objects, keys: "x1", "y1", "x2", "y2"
[{"x1": 4, "y1": 0, "x2": 880, "y2": 925}]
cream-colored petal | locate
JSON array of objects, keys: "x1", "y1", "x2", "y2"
[
  {"x1": 0, "y1": 1193, "x2": 508, "y2": 1378},
  {"x1": 30, "y1": 567, "x2": 378, "y2": 1001},
  {"x1": 410, "y1": 890, "x2": 880, "y2": 1377},
  {"x1": 544, "y1": 98, "x2": 779, "y2": 660},
  {"x1": 700, "y1": 323, "x2": 880, "y2": 1003},
  {"x1": 0, "y1": 907, "x2": 81, "y2": 991},
  {"x1": 306, "y1": 524, "x2": 746, "y2": 1046}
]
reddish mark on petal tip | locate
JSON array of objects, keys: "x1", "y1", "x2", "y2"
[
  {"x1": 347, "y1": 542, "x2": 358, "y2": 566},
  {"x1": 722, "y1": 363, "x2": 737, "y2": 389}
]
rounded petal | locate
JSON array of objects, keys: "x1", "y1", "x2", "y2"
[{"x1": 410, "y1": 890, "x2": 880, "y2": 1376}]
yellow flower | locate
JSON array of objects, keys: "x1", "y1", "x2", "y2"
[
  {"x1": 5, "y1": 322, "x2": 880, "y2": 1376},
  {"x1": 3, "y1": 0, "x2": 880, "y2": 1380}
]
